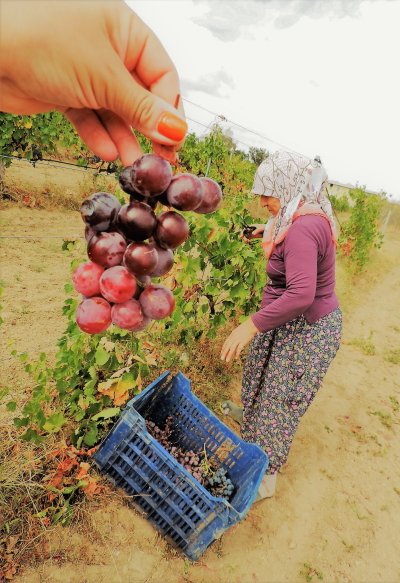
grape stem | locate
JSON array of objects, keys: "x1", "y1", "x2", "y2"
[{"x1": 191, "y1": 239, "x2": 213, "y2": 255}]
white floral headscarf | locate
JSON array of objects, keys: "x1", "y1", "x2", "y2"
[{"x1": 251, "y1": 151, "x2": 337, "y2": 257}]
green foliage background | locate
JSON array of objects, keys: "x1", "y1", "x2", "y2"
[{"x1": 1, "y1": 112, "x2": 387, "y2": 448}]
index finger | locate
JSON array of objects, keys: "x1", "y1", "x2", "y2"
[{"x1": 125, "y1": 12, "x2": 186, "y2": 148}]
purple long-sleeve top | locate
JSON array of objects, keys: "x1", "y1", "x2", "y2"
[{"x1": 251, "y1": 215, "x2": 339, "y2": 333}]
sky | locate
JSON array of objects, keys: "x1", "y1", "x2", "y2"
[{"x1": 129, "y1": 0, "x2": 400, "y2": 200}]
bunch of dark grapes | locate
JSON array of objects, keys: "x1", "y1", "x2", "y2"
[
  {"x1": 206, "y1": 467, "x2": 235, "y2": 501},
  {"x1": 72, "y1": 154, "x2": 223, "y2": 335},
  {"x1": 145, "y1": 417, "x2": 234, "y2": 502}
]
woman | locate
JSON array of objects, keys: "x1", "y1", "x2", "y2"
[{"x1": 221, "y1": 151, "x2": 342, "y2": 501}]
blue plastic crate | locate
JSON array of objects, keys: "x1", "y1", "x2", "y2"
[{"x1": 93, "y1": 371, "x2": 269, "y2": 561}]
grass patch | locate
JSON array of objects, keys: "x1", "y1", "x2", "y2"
[
  {"x1": 31, "y1": 263, "x2": 46, "y2": 273},
  {"x1": 370, "y1": 410, "x2": 394, "y2": 429},
  {"x1": 299, "y1": 563, "x2": 323, "y2": 581},
  {"x1": 389, "y1": 396, "x2": 399, "y2": 412},
  {"x1": 349, "y1": 333, "x2": 376, "y2": 355},
  {"x1": 341, "y1": 539, "x2": 355, "y2": 552},
  {"x1": 384, "y1": 348, "x2": 400, "y2": 365}
]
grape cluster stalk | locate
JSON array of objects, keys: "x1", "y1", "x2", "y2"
[
  {"x1": 146, "y1": 417, "x2": 235, "y2": 502},
  {"x1": 72, "y1": 154, "x2": 223, "y2": 335}
]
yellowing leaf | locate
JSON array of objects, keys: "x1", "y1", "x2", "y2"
[
  {"x1": 97, "y1": 378, "x2": 114, "y2": 392},
  {"x1": 78, "y1": 396, "x2": 89, "y2": 410},
  {"x1": 136, "y1": 370, "x2": 143, "y2": 392},
  {"x1": 115, "y1": 346, "x2": 123, "y2": 363},
  {"x1": 131, "y1": 354, "x2": 146, "y2": 364},
  {"x1": 111, "y1": 366, "x2": 130, "y2": 379},
  {"x1": 99, "y1": 338, "x2": 115, "y2": 352},
  {"x1": 145, "y1": 353, "x2": 157, "y2": 366},
  {"x1": 97, "y1": 378, "x2": 135, "y2": 406}
]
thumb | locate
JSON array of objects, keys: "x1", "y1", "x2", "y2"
[{"x1": 99, "y1": 53, "x2": 187, "y2": 146}]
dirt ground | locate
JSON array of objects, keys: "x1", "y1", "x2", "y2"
[{"x1": 1, "y1": 161, "x2": 400, "y2": 583}]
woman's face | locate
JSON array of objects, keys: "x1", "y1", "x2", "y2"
[{"x1": 260, "y1": 195, "x2": 281, "y2": 217}]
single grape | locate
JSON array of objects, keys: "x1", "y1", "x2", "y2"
[
  {"x1": 117, "y1": 202, "x2": 157, "y2": 241},
  {"x1": 129, "y1": 193, "x2": 159, "y2": 210},
  {"x1": 139, "y1": 284, "x2": 175, "y2": 320},
  {"x1": 153, "y1": 211, "x2": 189, "y2": 250},
  {"x1": 165, "y1": 173, "x2": 203, "y2": 211},
  {"x1": 118, "y1": 166, "x2": 136, "y2": 195},
  {"x1": 194, "y1": 178, "x2": 223, "y2": 214},
  {"x1": 87, "y1": 232, "x2": 127, "y2": 268},
  {"x1": 80, "y1": 192, "x2": 121, "y2": 231},
  {"x1": 84, "y1": 225, "x2": 96, "y2": 243},
  {"x1": 72, "y1": 261, "x2": 104, "y2": 297},
  {"x1": 76, "y1": 297, "x2": 112, "y2": 334},
  {"x1": 130, "y1": 154, "x2": 172, "y2": 197},
  {"x1": 111, "y1": 298, "x2": 143, "y2": 330},
  {"x1": 124, "y1": 242, "x2": 159, "y2": 276},
  {"x1": 129, "y1": 315, "x2": 151, "y2": 332},
  {"x1": 148, "y1": 243, "x2": 174, "y2": 278},
  {"x1": 119, "y1": 165, "x2": 159, "y2": 209},
  {"x1": 99, "y1": 266, "x2": 137, "y2": 303}
]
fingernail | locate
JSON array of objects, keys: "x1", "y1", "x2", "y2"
[{"x1": 157, "y1": 112, "x2": 187, "y2": 142}]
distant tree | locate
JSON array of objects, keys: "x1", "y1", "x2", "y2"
[{"x1": 248, "y1": 147, "x2": 269, "y2": 167}]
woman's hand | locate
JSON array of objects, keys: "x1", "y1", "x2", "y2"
[
  {"x1": 221, "y1": 318, "x2": 259, "y2": 363},
  {"x1": 240, "y1": 224, "x2": 265, "y2": 244},
  {"x1": 0, "y1": 0, "x2": 187, "y2": 167}
]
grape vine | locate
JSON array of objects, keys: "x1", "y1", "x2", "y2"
[{"x1": 338, "y1": 187, "x2": 384, "y2": 270}]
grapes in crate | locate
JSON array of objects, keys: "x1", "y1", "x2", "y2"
[
  {"x1": 74, "y1": 153, "x2": 223, "y2": 335},
  {"x1": 146, "y1": 417, "x2": 235, "y2": 502}
]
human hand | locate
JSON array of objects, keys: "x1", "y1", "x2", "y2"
[
  {"x1": 240, "y1": 224, "x2": 265, "y2": 243},
  {"x1": 220, "y1": 318, "x2": 259, "y2": 362},
  {"x1": 0, "y1": 0, "x2": 187, "y2": 167}
]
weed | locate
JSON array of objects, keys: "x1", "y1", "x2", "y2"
[
  {"x1": 226, "y1": 564, "x2": 237, "y2": 573},
  {"x1": 369, "y1": 434, "x2": 383, "y2": 447},
  {"x1": 32, "y1": 263, "x2": 45, "y2": 273},
  {"x1": 380, "y1": 505, "x2": 389, "y2": 511},
  {"x1": 299, "y1": 563, "x2": 323, "y2": 581},
  {"x1": 394, "y1": 487, "x2": 400, "y2": 496},
  {"x1": 319, "y1": 469, "x2": 334, "y2": 480},
  {"x1": 324, "y1": 425, "x2": 333, "y2": 433},
  {"x1": 0, "y1": 279, "x2": 6, "y2": 287},
  {"x1": 348, "y1": 500, "x2": 371, "y2": 520},
  {"x1": 46, "y1": 240, "x2": 62, "y2": 253},
  {"x1": 389, "y1": 396, "x2": 399, "y2": 412},
  {"x1": 349, "y1": 332, "x2": 376, "y2": 355},
  {"x1": 341, "y1": 540, "x2": 355, "y2": 552},
  {"x1": 384, "y1": 348, "x2": 400, "y2": 365},
  {"x1": 390, "y1": 325, "x2": 400, "y2": 333},
  {"x1": 370, "y1": 410, "x2": 393, "y2": 429},
  {"x1": 13, "y1": 274, "x2": 22, "y2": 282}
]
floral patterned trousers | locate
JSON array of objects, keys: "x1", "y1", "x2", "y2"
[{"x1": 241, "y1": 307, "x2": 342, "y2": 474}]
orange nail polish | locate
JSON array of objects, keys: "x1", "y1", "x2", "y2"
[{"x1": 157, "y1": 112, "x2": 187, "y2": 142}]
